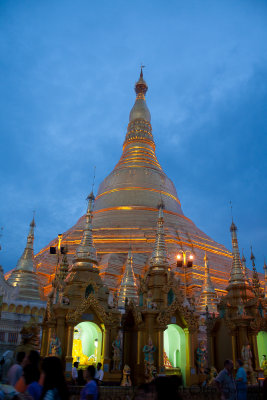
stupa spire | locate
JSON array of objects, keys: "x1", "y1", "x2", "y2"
[
  {"x1": 250, "y1": 247, "x2": 261, "y2": 297},
  {"x1": 228, "y1": 220, "x2": 247, "y2": 287},
  {"x1": 76, "y1": 192, "x2": 98, "y2": 264},
  {"x1": 113, "y1": 68, "x2": 162, "y2": 172},
  {"x1": 150, "y1": 203, "x2": 168, "y2": 269},
  {"x1": 129, "y1": 67, "x2": 150, "y2": 123},
  {"x1": 196, "y1": 252, "x2": 218, "y2": 314},
  {"x1": 8, "y1": 216, "x2": 40, "y2": 301},
  {"x1": 16, "y1": 215, "x2": 35, "y2": 272},
  {"x1": 241, "y1": 250, "x2": 251, "y2": 286},
  {"x1": 118, "y1": 250, "x2": 138, "y2": 309}
]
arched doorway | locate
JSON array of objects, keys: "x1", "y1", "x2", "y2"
[
  {"x1": 72, "y1": 321, "x2": 102, "y2": 366},
  {"x1": 164, "y1": 324, "x2": 186, "y2": 381},
  {"x1": 257, "y1": 331, "x2": 267, "y2": 366}
]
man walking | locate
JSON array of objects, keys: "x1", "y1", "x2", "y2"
[{"x1": 215, "y1": 359, "x2": 237, "y2": 400}]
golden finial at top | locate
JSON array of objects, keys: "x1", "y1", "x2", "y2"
[{"x1": 134, "y1": 65, "x2": 148, "y2": 97}]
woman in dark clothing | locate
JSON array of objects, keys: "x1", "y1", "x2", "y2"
[{"x1": 40, "y1": 357, "x2": 69, "y2": 400}]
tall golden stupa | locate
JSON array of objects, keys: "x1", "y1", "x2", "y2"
[{"x1": 33, "y1": 69, "x2": 242, "y2": 299}]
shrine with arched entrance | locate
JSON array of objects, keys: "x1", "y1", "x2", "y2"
[{"x1": 164, "y1": 324, "x2": 186, "y2": 379}]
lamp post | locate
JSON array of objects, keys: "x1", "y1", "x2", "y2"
[
  {"x1": 50, "y1": 234, "x2": 66, "y2": 274},
  {"x1": 176, "y1": 250, "x2": 194, "y2": 297}
]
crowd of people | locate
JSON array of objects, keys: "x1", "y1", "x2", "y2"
[
  {"x1": 0, "y1": 354, "x2": 105, "y2": 400},
  {"x1": 1, "y1": 353, "x2": 267, "y2": 400},
  {"x1": 1, "y1": 351, "x2": 69, "y2": 400}
]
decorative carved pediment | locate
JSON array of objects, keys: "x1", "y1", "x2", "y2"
[
  {"x1": 157, "y1": 297, "x2": 199, "y2": 332},
  {"x1": 66, "y1": 294, "x2": 115, "y2": 325}
]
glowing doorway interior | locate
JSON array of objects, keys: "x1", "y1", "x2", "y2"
[
  {"x1": 72, "y1": 322, "x2": 102, "y2": 366},
  {"x1": 164, "y1": 324, "x2": 186, "y2": 378},
  {"x1": 257, "y1": 331, "x2": 267, "y2": 364}
]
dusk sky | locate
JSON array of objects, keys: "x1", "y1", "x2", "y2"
[{"x1": 0, "y1": 0, "x2": 266, "y2": 273}]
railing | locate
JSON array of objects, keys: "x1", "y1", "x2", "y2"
[
  {"x1": 69, "y1": 385, "x2": 134, "y2": 400},
  {"x1": 68, "y1": 384, "x2": 264, "y2": 400}
]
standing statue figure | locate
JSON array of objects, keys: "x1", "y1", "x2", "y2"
[
  {"x1": 112, "y1": 332, "x2": 122, "y2": 371},
  {"x1": 121, "y1": 364, "x2": 132, "y2": 387},
  {"x1": 16, "y1": 316, "x2": 40, "y2": 354},
  {"x1": 143, "y1": 337, "x2": 156, "y2": 381},
  {"x1": 49, "y1": 331, "x2": 62, "y2": 357},
  {"x1": 241, "y1": 344, "x2": 253, "y2": 372},
  {"x1": 196, "y1": 341, "x2": 207, "y2": 374}
]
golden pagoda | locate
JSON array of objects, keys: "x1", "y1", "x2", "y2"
[
  {"x1": 30, "y1": 69, "x2": 259, "y2": 301},
  {"x1": 0, "y1": 218, "x2": 45, "y2": 355},
  {"x1": 37, "y1": 71, "x2": 267, "y2": 385}
]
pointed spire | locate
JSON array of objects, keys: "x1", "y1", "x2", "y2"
[
  {"x1": 264, "y1": 259, "x2": 267, "y2": 299},
  {"x1": 228, "y1": 220, "x2": 247, "y2": 287},
  {"x1": 118, "y1": 250, "x2": 138, "y2": 309},
  {"x1": 150, "y1": 204, "x2": 168, "y2": 269},
  {"x1": 129, "y1": 68, "x2": 151, "y2": 122},
  {"x1": 196, "y1": 252, "x2": 218, "y2": 314},
  {"x1": 134, "y1": 66, "x2": 148, "y2": 98},
  {"x1": 250, "y1": 246, "x2": 261, "y2": 296},
  {"x1": 75, "y1": 192, "x2": 98, "y2": 264},
  {"x1": 16, "y1": 215, "x2": 35, "y2": 272},
  {"x1": 8, "y1": 216, "x2": 40, "y2": 301},
  {"x1": 241, "y1": 250, "x2": 251, "y2": 286}
]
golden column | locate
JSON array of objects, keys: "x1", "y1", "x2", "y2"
[
  {"x1": 65, "y1": 323, "x2": 75, "y2": 379},
  {"x1": 40, "y1": 324, "x2": 48, "y2": 357},
  {"x1": 251, "y1": 334, "x2": 260, "y2": 370},
  {"x1": 157, "y1": 328, "x2": 164, "y2": 371},
  {"x1": 103, "y1": 325, "x2": 111, "y2": 366}
]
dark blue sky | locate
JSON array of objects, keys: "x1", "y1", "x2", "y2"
[{"x1": 0, "y1": 0, "x2": 266, "y2": 273}]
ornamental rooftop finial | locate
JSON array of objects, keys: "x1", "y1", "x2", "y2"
[
  {"x1": 75, "y1": 193, "x2": 98, "y2": 264},
  {"x1": 250, "y1": 246, "x2": 261, "y2": 296},
  {"x1": 241, "y1": 249, "x2": 251, "y2": 286},
  {"x1": 150, "y1": 203, "x2": 168, "y2": 269},
  {"x1": 118, "y1": 250, "x2": 138, "y2": 309},
  {"x1": 196, "y1": 252, "x2": 218, "y2": 314},
  {"x1": 228, "y1": 219, "x2": 247, "y2": 287},
  {"x1": 129, "y1": 68, "x2": 151, "y2": 123}
]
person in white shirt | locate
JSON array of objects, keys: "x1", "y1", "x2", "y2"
[
  {"x1": 94, "y1": 362, "x2": 104, "y2": 384},
  {"x1": 72, "y1": 361, "x2": 79, "y2": 384}
]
